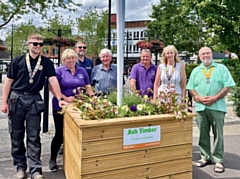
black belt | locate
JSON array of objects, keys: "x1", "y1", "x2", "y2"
[{"x1": 12, "y1": 90, "x2": 38, "y2": 96}]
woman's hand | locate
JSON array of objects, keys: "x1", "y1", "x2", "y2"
[{"x1": 65, "y1": 96, "x2": 75, "y2": 103}]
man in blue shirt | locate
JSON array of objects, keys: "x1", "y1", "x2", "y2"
[
  {"x1": 91, "y1": 49, "x2": 117, "y2": 95},
  {"x1": 75, "y1": 41, "x2": 93, "y2": 79}
]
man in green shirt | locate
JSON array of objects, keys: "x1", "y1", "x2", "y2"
[{"x1": 187, "y1": 47, "x2": 235, "y2": 173}]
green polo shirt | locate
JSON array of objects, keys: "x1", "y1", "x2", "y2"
[{"x1": 186, "y1": 62, "x2": 235, "y2": 112}]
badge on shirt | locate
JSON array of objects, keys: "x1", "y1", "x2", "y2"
[
  {"x1": 78, "y1": 74, "x2": 84, "y2": 79},
  {"x1": 86, "y1": 67, "x2": 92, "y2": 69},
  {"x1": 151, "y1": 71, "x2": 156, "y2": 76}
]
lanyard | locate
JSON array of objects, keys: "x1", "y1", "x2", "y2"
[
  {"x1": 165, "y1": 63, "x2": 176, "y2": 85},
  {"x1": 26, "y1": 53, "x2": 42, "y2": 84},
  {"x1": 201, "y1": 66, "x2": 214, "y2": 84}
]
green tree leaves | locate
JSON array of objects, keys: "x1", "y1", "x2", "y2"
[{"x1": 0, "y1": 0, "x2": 81, "y2": 28}]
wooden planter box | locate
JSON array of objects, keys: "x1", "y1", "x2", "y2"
[{"x1": 63, "y1": 106, "x2": 195, "y2": 179}]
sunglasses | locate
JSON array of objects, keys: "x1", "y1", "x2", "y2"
[
  {"x1": 29, "y1": 42, "x2": 44, "y2": 47},
  {"x1": 78, "y1": 46, "x2": 87, "y2": 49}
]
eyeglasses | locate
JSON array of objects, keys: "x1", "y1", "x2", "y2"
[
  {"x1": 78, "y1": 46, "x2": 87, "y2": 49},
  {"x1": 28, "y1": 42, "x2": 44, "y2": 47}
]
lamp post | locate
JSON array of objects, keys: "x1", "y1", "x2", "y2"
[
  {"x1": 125, "y1": 30, "x2": 129, "y2": 76},
  {"x1": 11, "y1": 24, "x2": 14, "y2": 61},
  {"x1": 144, "y1": 29, "x2": 162, "y2": 66},
  {"x1": 108, "y1": 0, "x2": 111, "y2": 50},
  {"x1": 42, "y1": 27, "x2": 71, "y2": 133},
  {"x1": 48, "y1": 28, "x2": 71, "y2": 66}
]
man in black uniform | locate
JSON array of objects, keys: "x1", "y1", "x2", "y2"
[{"x1": 1, "y1": 33, "x2": 68, "y2": 179}]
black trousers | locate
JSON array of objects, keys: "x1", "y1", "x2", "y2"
[
  {"x1": 50, "y1": 109, "x2": 63, "y2": 162},
  {"x1": 8, "y1": 91, "x2": 43, "y2": 177}
]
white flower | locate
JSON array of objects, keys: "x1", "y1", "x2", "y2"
[
  {"x1": 85, "y1": 103, "x2": 93, "y2": 109},
  {"x1": 121, "y1": 105, "x2": 129, "y2": 112},
  {"x1": 137, "y1": 104, "x2": 144, "y2": 111}
]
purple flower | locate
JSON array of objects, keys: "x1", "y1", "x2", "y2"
[{"x1": 130, "y1": 105, "x2": 137, "y2": 112}]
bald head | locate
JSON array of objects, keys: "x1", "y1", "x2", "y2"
[
  {"x1": 199, "y1": 47, "x2": 212, "y2": 56},
  {"x1": 199, "y1": 47, "x2": 213, "y2": 67}
]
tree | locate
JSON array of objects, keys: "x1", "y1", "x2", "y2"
[
  {"x1": 76, "y1": 7, "x2": 108, "y2": 58},
  {"x1": 4, "y1": 14, "x2": 76, "y2": 58},
  {"x1": 148, "y1": 0, "x2": 209, "y2": 56},
  {"x1": 0, "y1": 0, "x2": 81, "y2": 28},
  {"x1": 183, "y1": 0, "x2": 240, "y2": 57},
  {"x1": 5, "y1": 20, "x2": 41, "y2": 58}
]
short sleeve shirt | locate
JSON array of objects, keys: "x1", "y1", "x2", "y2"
[
  {"x1": 7, "y1": 53, "x2": 56, "y2": 93},
  {"x1": 52, "y1": 65, "x2": 90, "y2": 110},
  {"x1": 130, "y1": 62, "x2": 157, "y2": 96},
  {"x1": 186, "y1": 62, "x2": 235, "y2": 112},
  {"x1": 91, "y1": 64, "x2": 117, "y2": 94},
  {"x1": 76, "y1": 56, "x2": 93, "y2": 79}
]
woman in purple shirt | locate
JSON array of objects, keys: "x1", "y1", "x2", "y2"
[{"x1": 49, "y1": 49, "x2": 94, "y2": 172}]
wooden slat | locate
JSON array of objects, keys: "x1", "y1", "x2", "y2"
[
  {"x1": 81, "y1": 158, "x2": 192, "y2": 179},
  {"x1": 64, "y1": 113, "x2": 82, "y2": 178},
  {"x1": 81, "y1": 144, "x2": 192, "y2": 174},
  {"x1": 154, "y1": 172, "x2": 192, "y2": 179},
  {"x1": 81, "y1": 129, "x2": 192, "y2": 158},
  {"x1": 81, "y1": 119, "x2": 192, "y2": 142},
  {"x1": 65, "y1": 104, "x2": 196, "y2": 128},
  {"x1": 63, "y1": 107, "x2": 194, "y2": 179}
]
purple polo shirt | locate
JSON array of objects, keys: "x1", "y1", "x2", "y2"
[
  {"x1": 52, "y1": 65, "x2": 90, "y2": 110},
  {"x1": 130, "y1": 62, "x2": 157, "y2": 96}
]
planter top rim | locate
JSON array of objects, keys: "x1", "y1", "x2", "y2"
[{"x1": 65, "y1": 104, "x2": 196, "y2": 128}]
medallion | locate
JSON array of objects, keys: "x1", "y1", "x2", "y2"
[
  {"x1": 38, "y1": 65, "x2": 43, "y2": 70},
  {"x1": 29, "y1": 79, "x2": 34, "y2": 84},
  {"x1": 206, "y1": 79, "x2": 210, "y2": 84}
]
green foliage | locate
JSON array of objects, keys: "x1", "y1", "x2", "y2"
[
  {"x1": 76, "y1": 7, "x2": 108, "y2": 58},
  {"x1": 148, "y1": 0, "x2": 240, "y2": 56},
  {"x1": 5, "y1": 21, "x2": 41, "y2": 57},
  {"x1": 229, "y1": 86, "x2": 240, "y2": 117},
  {"x1": 148, "y1": 0, "x2": 207, "y2": 55},
  {"x1": 4, "y1": 15, "x2": 77, "y2": 58},
  {"x1": 185, "y1": 63, "x2": 199, "y2": 79},
  {"x1": 0, "y1": 0, "x2": 82, "y2": 28},
  {"x1": 222, "y1": 59, "x2": 240, "y2": 84},
  {"x1": 71, "y1": 86, "x2": 189, "y2": 121},
  {"x1": 222, "y1": 59, "x2": 240, "y2": 117}
]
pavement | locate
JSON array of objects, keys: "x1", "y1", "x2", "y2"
[{"x1": 0, "y1": 74, "x2": 240, "y2": 179}]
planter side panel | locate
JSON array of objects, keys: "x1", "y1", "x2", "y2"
[
  {"x1": 64, "y1": 112, "x2": 82, "y2": 179},
  {"x1": 64, "y1": 111, "x2": 193, "y2": 179},
  {"x1": 81, "y1": 158, "x2": 192, "y2": 179}
]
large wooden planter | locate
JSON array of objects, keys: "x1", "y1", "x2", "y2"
[{"x1": 63, "y1": 106, "x2": 195, "y2": 179}]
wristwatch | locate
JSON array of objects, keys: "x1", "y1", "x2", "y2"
[{"x1": 58, "y1": 98, "x2": 64, "y2": 101}]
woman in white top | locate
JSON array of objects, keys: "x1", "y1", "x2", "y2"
[{"x1": 153, "y1": 45, "x2": 186, "y2": 103}]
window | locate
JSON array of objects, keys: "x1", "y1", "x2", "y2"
[
  {"x1": 133, "y1": 45, "x2": 139, "y2": 53},
  {"x1": 133, "y1": 31, "x2": 139, "y2": 40}
]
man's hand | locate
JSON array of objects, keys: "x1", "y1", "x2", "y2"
[
  {"x1": 202, "y1": 96, "x2": 217, "y2": 106},
  {"x1": 1, "y1": 103, "x2": 9, "y2": 114}
]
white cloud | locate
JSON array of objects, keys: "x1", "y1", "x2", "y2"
[{"x1": 0, "y1": 0, "x2": 159, "y2": 39}]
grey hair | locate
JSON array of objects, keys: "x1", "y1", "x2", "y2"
[{"x1": 99, "y1": 48, "x2": 112, "y2": 58}]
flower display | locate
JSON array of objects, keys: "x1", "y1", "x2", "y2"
[
  {"x1": 136, "y1": 39, "x2": 164, "y2": 52},
  {"x1": 0, "y1": 44, "x2": 8, "y2": 51},
  {"x1": 44, "y1": 37, "x2": 76, "y2": 46},
  {"x1": 69, "y1": 86, "x2": 189, "y2": 122},
  {"x1": 136, "y1": 40, "x2": 153, "y2": 49}
]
